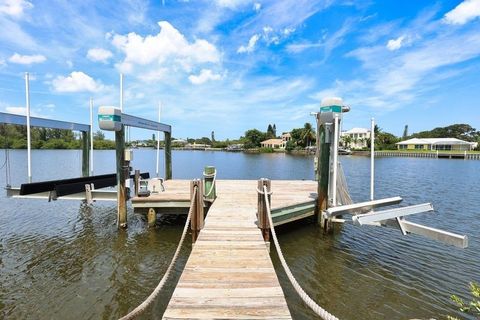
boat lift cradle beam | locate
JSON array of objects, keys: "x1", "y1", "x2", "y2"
[
  {"x1": 327, "y1": 200, "x2": 468, "y2": 248},
  {"x1": 325, "y1": 196, "x2": 403, "y2": 218},
  {"x1": 6, "y1": 187, "x2": 117, "y2": 202},
  {"x1": 0, "y1": 112, "x2": 91, "y2": 178},
  {"x1": 0, "y1": 112, "x2": 90, "y2": 132}
]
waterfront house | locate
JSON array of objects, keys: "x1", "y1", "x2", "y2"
[
  {"x1": 260, "y1": 138, "x2": 284, "y2": 149},
  {"x1": 341, "y1": 128, "x2": 371, "y2": 149},
  {"x1": 396, "y1": 138, "x2": 475, "y2": 151},
  {"x1": 260, "y1": 132, "x2": 291, "y2": 149},
  {"x1": 281, "y1": 132, "x2": 291, "y2": 142}
]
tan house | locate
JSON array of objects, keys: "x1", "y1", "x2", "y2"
[
  {"x1": 281, "y1": 132, "x2": 291, "y2": 142},
  {"x1": 261, "y1": 138, "x2": 284, "y2": 149}
]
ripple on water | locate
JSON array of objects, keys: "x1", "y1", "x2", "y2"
[{"x1": 1, "y1": 151, "x2": 479, "y2": 319}]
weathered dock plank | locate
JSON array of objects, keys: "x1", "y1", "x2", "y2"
[{"x1": 162, "y1": 180, "x2": 318, "y2": 319}]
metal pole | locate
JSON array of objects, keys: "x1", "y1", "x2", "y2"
[
  {"x1": 370, "y1": 118, "x2": 375, "y2": 201},
  {"x1": 89, "y1": 97, "x2": 94, "y2": 176},
  {"x1": 120, "y1": 73, "x2": 124, "y2": 112},
  {"x1": 332, "y1": 114, "x2": 339, "y2": 207},
  {"x1": 25, "y1": 72, "x2": 32, "y2": 183},
  {"x1": 156, "y1": 102, "x2": 161, "y2": 177}
]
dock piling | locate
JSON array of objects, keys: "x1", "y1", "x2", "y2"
[
  {"x1": 257, "y1": 178, "x2": 271, "y2": 242},
  {"x1": 116, "y1": 127, "x2": 127, "y2": 228},
  {"x1": 190, "y1": 179, "x2": 204, "y2": 243},
  {"x1": 134, "y1": 169, "x2": 140, "y2": 197},
  {"x1": 316, "y1": 116, "x2": 331, "y2": 230},
  {"x1": 147, "y1": 208, "x2": 156, "y2": 227},
  {"x1": 82, "y1": 131, "x2": 89, "y2": 177},
  {"x1": 203, "y1": 166, "x2": 216, "y2": 202},
  {"x1": 165, "y1": 132, "x2": 172, "y2": 180}
]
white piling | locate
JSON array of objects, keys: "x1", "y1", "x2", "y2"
[
  {"x1": 25, "y1": 72, "x2": 32, "y2": 183},
  {"x1": 156, "y1": 102, "x2": 161, "y2": 177},
  {"x1": 370, "y1": 118, "x2": 375, "y2": 201},
  {"x1": 332, "y1": 114, "x2": 339, "y2": 206},
  {"x1": 120, "y1": 73, "x2": 124, "y2": 112},
  {"x1": 89, "y1": 97, "x2": 94, "y2": 176}
]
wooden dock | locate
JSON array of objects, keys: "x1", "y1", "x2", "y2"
[
  {"x1": 160, "y1": 180, "x2": 317, "y2": 319},
  {"x1": 132, "y1": 180, "x2": 317, "y2": 225}
]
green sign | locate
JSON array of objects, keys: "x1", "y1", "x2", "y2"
[
  {"x1": 320, "y1": 105, "x2": 342, "y2": 113},
  {"x1": 98, "y1": 114, "x2": 121, "y2": 122}
]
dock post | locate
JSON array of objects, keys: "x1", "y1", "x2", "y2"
[
  {"x1": 147, "y1": 208, "x2": 156, "y2": 227},
  {"x1": 190, "y1": 179, "x2": 204, "y2": 243},
  {"x1": 134, "y1": 169, "x2": 140, "y2": 197},
  {"x1": 203, "y1": 166, "x2": 216, "y2": 202},
  {"x1": 165, "y1": 131, "x2": 172, "y2": 180},
  {"x1": 81, "y1": 131, "x2": 89, "y2": 177},
  {"x1": 257, "y1": 178, "x2": 271, "y2": 242},
  {"x1": 316, "y1": 114, "x2": 330, "y2": 231},
  {"x1": 116, "y1": 126, "x2": 127, "y2": 228}
]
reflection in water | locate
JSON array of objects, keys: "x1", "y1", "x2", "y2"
[{"x1": 0, "y1": 150, "x2": 479, "y2": 319}]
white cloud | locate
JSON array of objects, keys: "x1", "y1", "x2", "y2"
[
  {"x1": 443, "y1": 0, "x2": 480, "y2": 25},
  {"x1": 237, "y1": 34, "x2": 260, "y2": 53},
  {"x1": 5, "y1": 106, "x2": 43, "y2": 116},
  {"x1": 0, "y1": 0, "x2": 33, "y2": 18},
  {"x1": 215, "y1": 0, "x2": 251, "y2": 10},
  {"x1": 52, "y1": 71, "x2": 104, "y2": 93},
  {"x1": 253, "y1": 2, "x2": 261, "y2": 12},
  {"x1": 87, "y1": 48, "x2": 113, "y2": 63},
  {"x1": 8, "y1": 53, "x2": 46, "y2": 64},
  {"x1": 138, "y1": 68, "x2": 168, "y2": 82},
  {"x1": 0, "y1": 59, "x2": 5, "y2": 67},
  {"x1": 386, "y1": 35, "x2": 405, "y2": 51},
  {"x1": 188, "y1": 69, "x2": 222, "y2": 85},
  {"x1": 5, "y1": 106, "x2": 26, "y2": 115},
  {"x1": 112, "y1": 21, "x2": 220, "y2": 74}
]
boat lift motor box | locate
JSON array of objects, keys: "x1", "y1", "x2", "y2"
[{"x1": 98, "y1": 106, "x2": 122, "y2": 131}]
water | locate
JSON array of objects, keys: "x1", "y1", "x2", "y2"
[{"x1": 0, "y1": 150, "x2": 479, "y2": 319}]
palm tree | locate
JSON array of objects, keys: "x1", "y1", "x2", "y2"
[
  {"x1": 342, "y1": 135, "x2": 352, "y2": 149},
  {"x1": 302, "y1": 123, "x2": 315, "y2": 147}
]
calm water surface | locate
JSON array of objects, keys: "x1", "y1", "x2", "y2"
[{"x1": 0, "y1": 149, "x2": 479, "y2": 319}]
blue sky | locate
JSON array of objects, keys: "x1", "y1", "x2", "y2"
[{"x1": 0, "y1": 0, "x2": 480, "y2": 140}]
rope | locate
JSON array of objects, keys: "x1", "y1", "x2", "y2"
[
  {"x1": 262, "y1": 185, "x2": 339, "y2": 320},
  {"x1": 119, "y1": 187, "x2": 197, "y2": 320},
  {"x1": 203, "y1": 169, "x2": 216, "y2": 198}
]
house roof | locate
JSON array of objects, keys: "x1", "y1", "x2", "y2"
[
  {"x1": 342, "y1": 127, "x2": 370, "y2": 134},
  {"x1": 281, "y1": 132, "x2": 291, "y2": 138},
  {"x1": 261, "y1": 139, "x2": 283, "y2": 144},
  {"x1": 396, "y1": 138, "x2": 473, "y2": 145}
]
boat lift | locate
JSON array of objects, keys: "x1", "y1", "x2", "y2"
[
  {"x1": 98, "y1": 106, "x2": 172, "y2": 228},
  {"x1": 2, "y1": 74, "x2": 172, "y2": 229},
  {"x1": 316, "y1": 97, "x2": 468, "y2": 248}
]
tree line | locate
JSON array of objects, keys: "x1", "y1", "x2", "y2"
[
  {"x1": 1, "y1": 123, "x2": 478, "y2": 151},
  {"x1": 0, "y1": 125, "x2": 116, "y2": 149}
]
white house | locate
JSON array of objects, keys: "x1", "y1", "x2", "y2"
[
  {"x1": 341, "y1": 128, "x2": 371, "y2": 149},
  {"x1": 396, "y1": 138, "x2": 475, "y2": 151}
]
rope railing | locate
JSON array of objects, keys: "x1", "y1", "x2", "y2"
[
  {"x1": 119, "y1": 186, "x2": 197, "y2": 320},
  {"x1": 261, "y1": 185, "x2": 339, "y2": 320}
]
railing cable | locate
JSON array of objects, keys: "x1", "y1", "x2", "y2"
[
  {"x1": 262, "y1": 185, "x2": 339, "y2": 320},
  {"x1": 119, "y1": 186, "x2": 197, "y2": 320}
]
